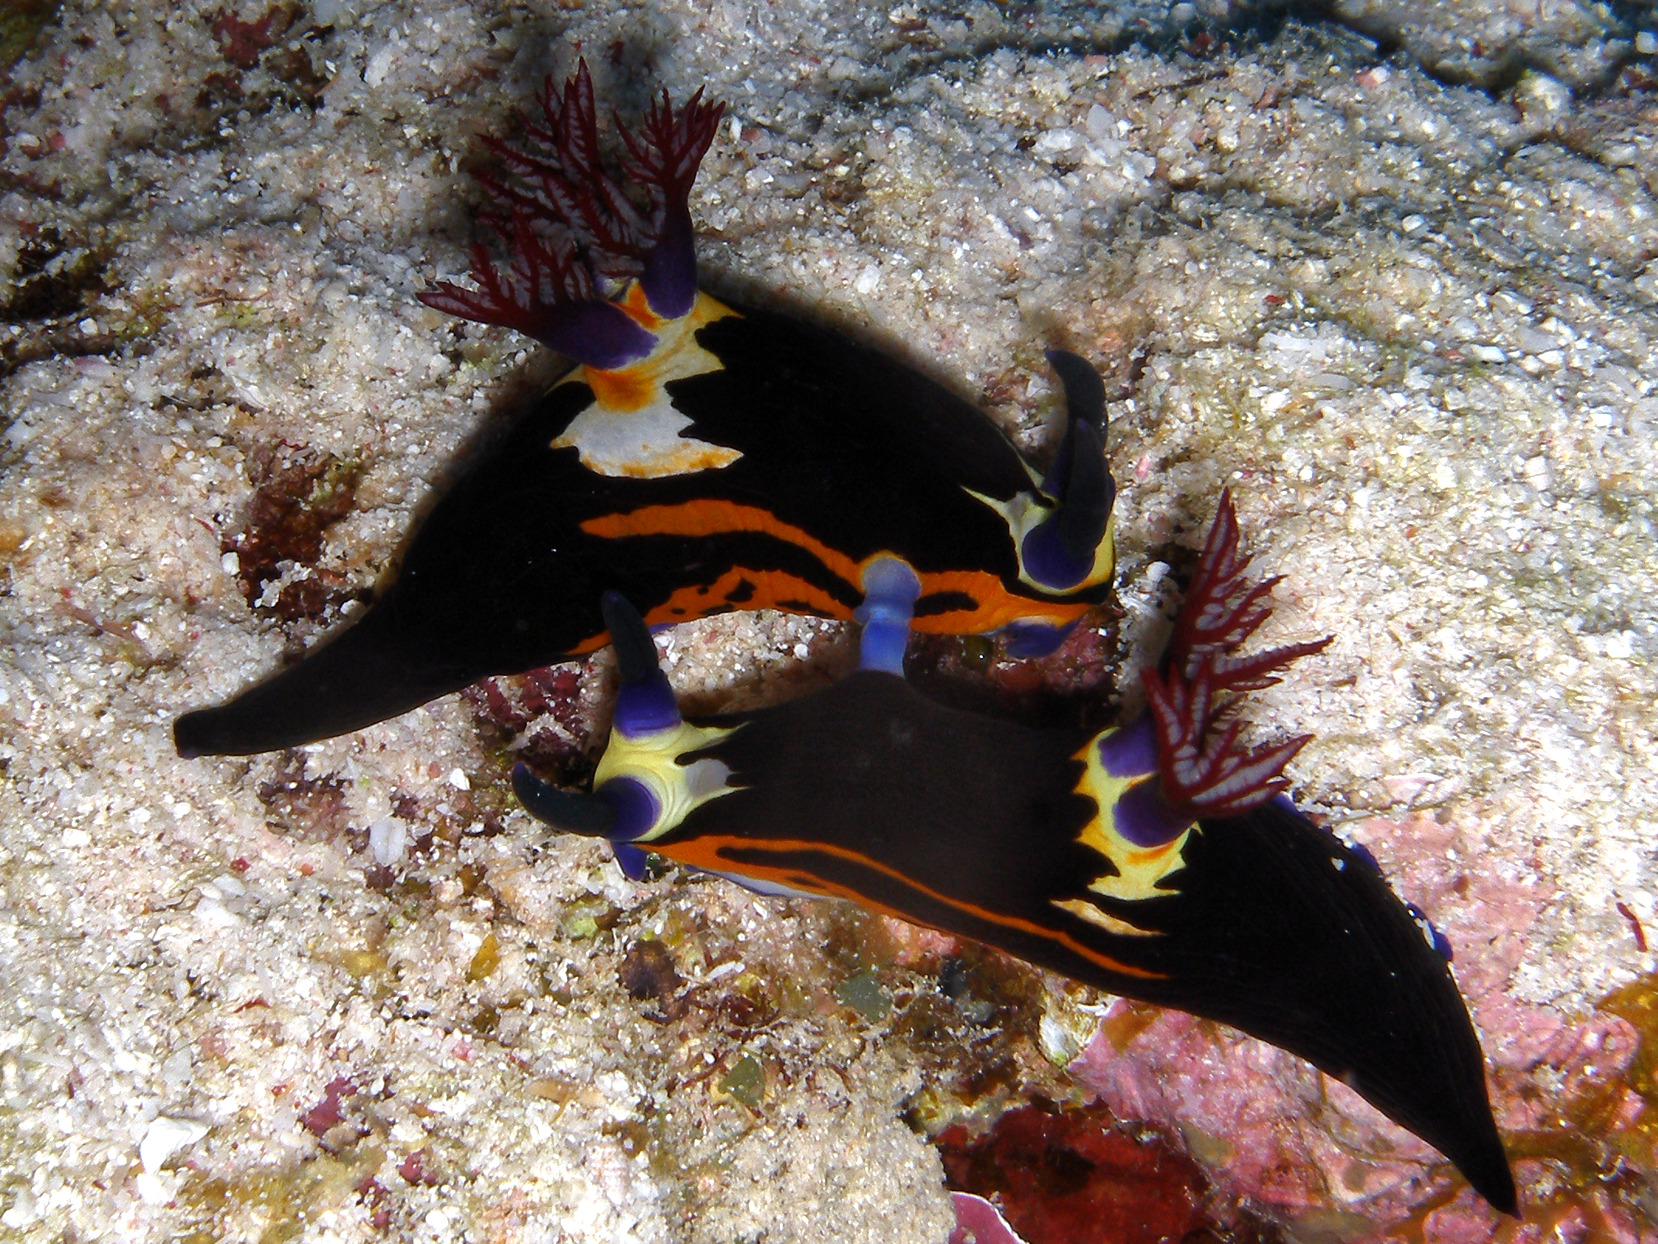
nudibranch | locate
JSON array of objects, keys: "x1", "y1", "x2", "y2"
[
  {"x1": 515, "y1": 492, "x2": 1516, "y2": 1215},
  {"x1": 173, "y1": 63, "x2": 1116, "y2": 758}
]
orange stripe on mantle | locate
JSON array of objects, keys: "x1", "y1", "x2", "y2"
[
  {"x1": 654, "y1": 832, "x2": 1165, "y2": 981},
  {"x1": 581, "y1": 500, "x2": 1094, "y2": 634}
]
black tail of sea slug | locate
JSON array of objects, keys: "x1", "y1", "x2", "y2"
[{"x1": 175, "y1": 63, "x2": 1121, "y2": 757}]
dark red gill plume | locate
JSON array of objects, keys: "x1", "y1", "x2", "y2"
[
  {"x1": 1142, "y1": 490, "x2": 1331, "y2": 820},
  {"x1": 419, "y1": 59, "x2": 725, "y2": 366}
]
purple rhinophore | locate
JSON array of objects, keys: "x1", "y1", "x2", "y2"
[
  {"x1": 640, "y1": 206, "x2": 697, "y2": 320},
  {"x1": 1020, "y1": 518, "x2": 1095, "y2": 591},
  {"x1": 1113, "y1": 776, "x2": 1194, "y2": 849},
  {"x1": 539, "y1": 299, "x2": 657, "y2": 371},
  {"x1": 614, "y1": 674, "x2": 682, "y2": 739},
  {"x1": 1096, "y1": 716, "x2": 1159, "y2": 780},
  {"x1": 612, "y1": 841, "x2": 650, "y2": 881},
  {"x1": 598, "y1": 776, "x2": 660, "y2": 842},
  {"x1": 999, "y1": 618, "x2": 1073, "y2": 658}
]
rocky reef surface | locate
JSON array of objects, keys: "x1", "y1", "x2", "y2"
[{"x1": 2, "y1": 2, "x2": 1656, "y2": 1240}]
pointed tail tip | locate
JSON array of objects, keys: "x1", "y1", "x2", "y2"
[
  {"x1": 170, "y1": 657, "x2": 487, "y2": 759},
  {"x1": 1418, "y1": 1091, "x2": 1515, "y2": 1217},
  {"x1": 171, "y1": 672, "x2": 351, "y2": 758},
  {"x1": 1467, "y1": 1146, "x2": 1519, "y2": 1218},
  {"x1": 170, "y1": 655, "x2": 477, "y2": 756},
  {"x1": 171, "y1": 700, "x2": 316, "y2": 759},
  {"x1": 173, "y1": 712, "x2": 209, "y2": 759}
]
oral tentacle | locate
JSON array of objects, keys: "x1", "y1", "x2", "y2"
[{"x1": 511, "y1": 763, "x2": 618, "y2": 837}]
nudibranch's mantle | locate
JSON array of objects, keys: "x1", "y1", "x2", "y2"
[
  {"x1": 515, "y1": 499, "x2": 1515, "y2": 1216},
  {"x1": 173, "y1": 65, "x2": 1120, "y2": 758},
  {"x1": 547, "y1": 289, "x2": 742, "y2": 478}
]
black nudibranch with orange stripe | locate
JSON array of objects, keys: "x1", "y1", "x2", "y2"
[
  {"x1": 515, "y1": 493, "x2": 1515, "y2": 1216},
  {"x1": 173, "y1": 63, "x2": 1116, "y2": 758}
]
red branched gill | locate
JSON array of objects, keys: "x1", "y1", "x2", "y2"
[
  {"x1": 1164, "y1": 489, "x2": 1332, "y2": 689},
  {"x1": 1142, "y1": 657, "x2": 1314, "y2": 819},
  {"x1": 1143, "y1": 490, "x2": 1331, "y2": 821},
  {"x1": 418, "y1": 59, "x2": 724, "y2": 366}
]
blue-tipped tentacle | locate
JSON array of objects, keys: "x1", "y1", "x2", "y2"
[
  {"x1": 602, "y1": 591, "x2": 682, "y2": 738},
  {"x1": 1020, "y1": 351, "x2": 1116, "y2": 591},
  {"x1": 512, "y1": 767, "x2": 660, "y2": 847},
  {"x1": 512, "y1": 763, "x2": 618, "y2": 837}
]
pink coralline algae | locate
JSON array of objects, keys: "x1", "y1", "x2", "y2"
[
  {"x1": 299, "y1": 1075, "x2": 359, "y2": 1141},
  {"x1": 948, "y1": 1192, "x2": 1030, "y2": 1244},
  {"x1": 1067, "y1": 811, "x2": 1658, "y2": 1241}
]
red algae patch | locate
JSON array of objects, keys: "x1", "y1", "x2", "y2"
[
  {"x1": 226, "y1": 441, "x2": 364, "y2": 620},
  {"x1": 937, "y1": 1101, "x2": 1275, "y2": 1244}
]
